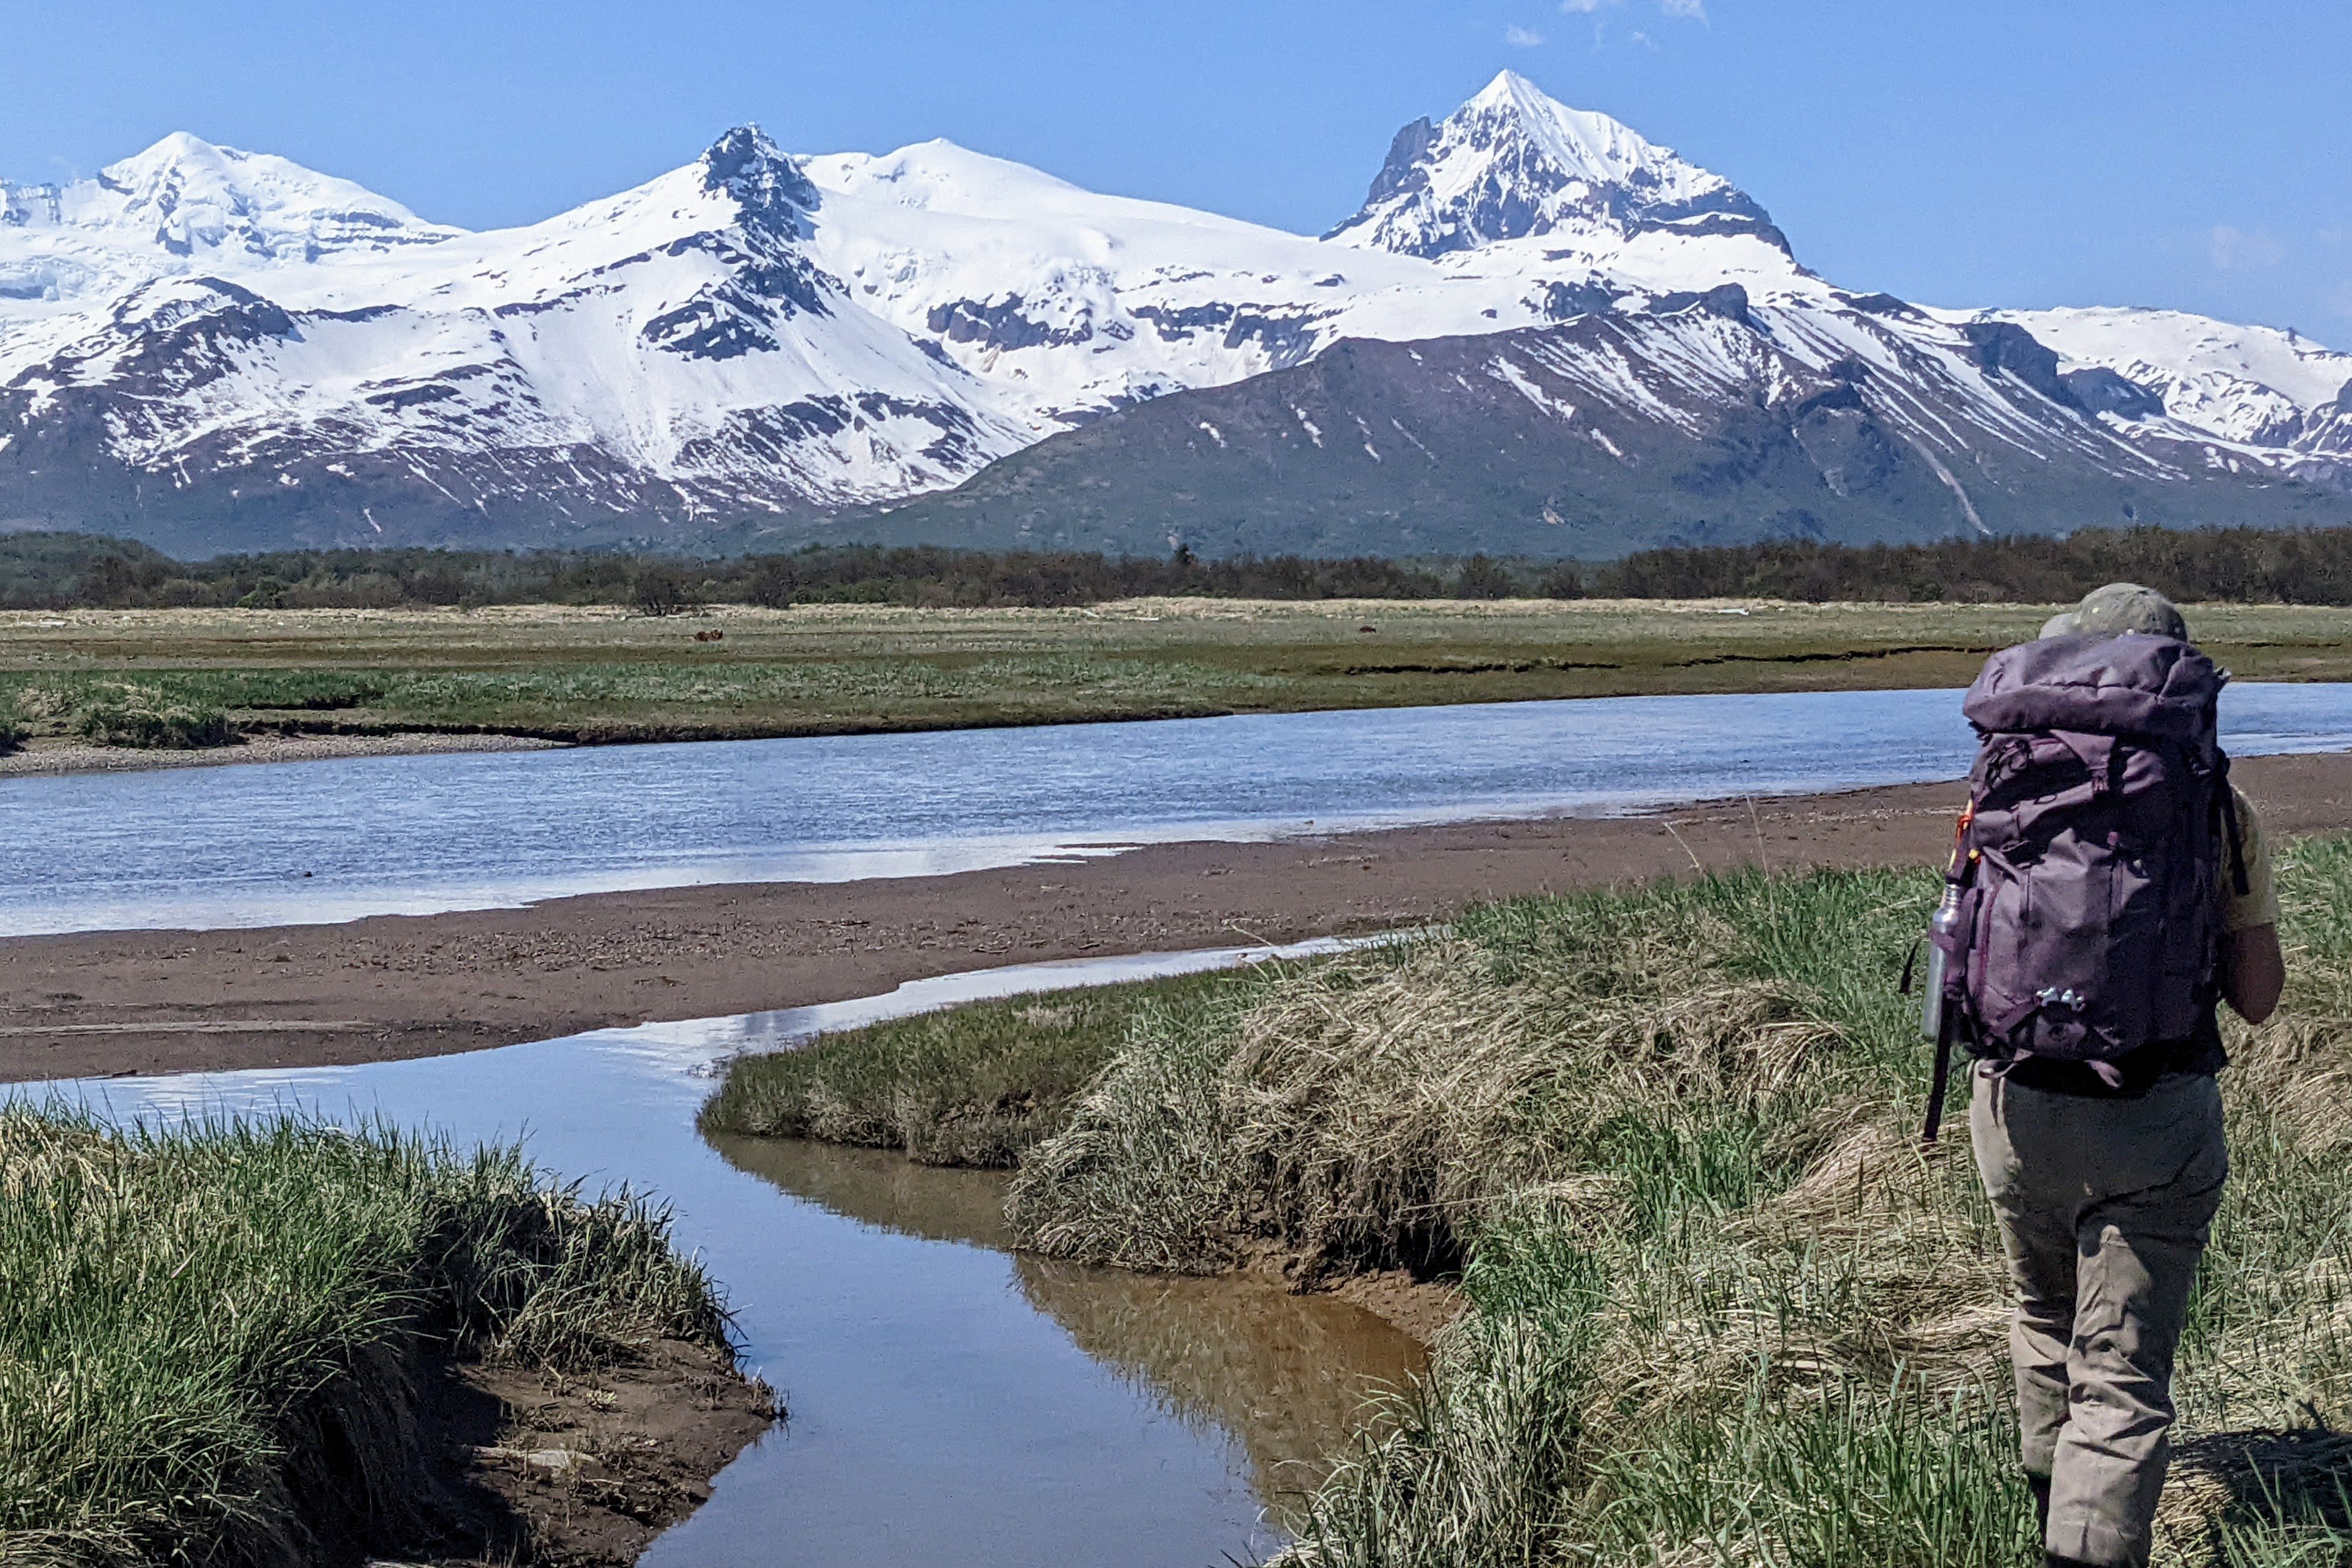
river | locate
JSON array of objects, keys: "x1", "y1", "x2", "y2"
[
  {"x1": 8, "y1": 683, "x2": 2352, "y2": 935},
  {"x1": 18, "y1": 684, "x2": 2352, "y2": 1561}
]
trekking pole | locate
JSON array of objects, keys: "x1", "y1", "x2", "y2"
[
  {"x1": 1917, "y1": 805, "x2": 1973, "y2": 1145},
  {"x1": 1921, "y1": 1001, "x2": 1957, "y2": 1145}
]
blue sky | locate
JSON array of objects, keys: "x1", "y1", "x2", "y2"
[{"x1": 5, "y1": 1, "x2": 2347, "y2": 337}]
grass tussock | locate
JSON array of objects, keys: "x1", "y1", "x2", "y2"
[
  {"x1": 697, "y1": 971, "x2": 1238, "y2": 1167},
  {"x1": 999, "y1": 846, "x2": 2352, "y2": 1567},
  {"x1": 71, "y1": 699, "x2": 237, "y2": 750},
  {"x1": 0, "y1": 1107, "x2": 733, "y2": 1568},
  {"x1": 1007, "y1": 894, "x2": 1852, "y2": 1283}
]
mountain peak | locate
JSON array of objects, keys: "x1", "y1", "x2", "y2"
[
  {"x1": 699, "y1": 124, "x2": 821, "y2": 230},
  {"x1": 108, "y1": 130, "x2": 235, "y2": 175},
  {"x1": 1326, "y1": 73, "x2": 1786, "y2": 260},
  {"x1": 1465, "y1": 68, "x2": 1553, "y2": 114},
  {"x1": 37, "y1": 132, "x2": 456, "y2": 260},
  {"x1": 1461, "y1": 71, "x2": 1678, "y2": 190}
]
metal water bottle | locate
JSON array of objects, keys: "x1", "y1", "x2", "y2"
[{"x1": 1920, "y1": 884, "x2": 1965, "y2": 1041}]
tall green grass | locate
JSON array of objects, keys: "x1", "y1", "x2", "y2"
[
  {"x1": 997, "y1": 849, "x2": 2352, "y2": 1567},
  {"x1": 698, "y1": 971, "x2": 1242, "y2": 1167},
  {"x1": 0, "y1": 1108, "x2": 733, "y2": 1568}
]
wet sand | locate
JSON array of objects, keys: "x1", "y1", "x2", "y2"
[{"x1": 10, "y1": 750, "x2": 2352, "y2": 1085}]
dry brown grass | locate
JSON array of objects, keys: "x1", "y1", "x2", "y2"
[{"x1": 1004, "y1": 850, "x2": 2352, "y2": 1567}]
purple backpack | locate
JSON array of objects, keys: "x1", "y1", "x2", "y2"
[{"x1": 1919, "y1": 633, "x2": 2242, "y2": 1135}]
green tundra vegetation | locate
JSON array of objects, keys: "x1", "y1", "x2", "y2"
[
  {"x1": 705, "y1": 839, "x2": 2352, "y2": 1567},
  {"x1": 0, "y1": 1111, "x2": 737, "y2": 1567},
  {"x1": 10, "y1": 521, "x2": 2352, "y2": 757},
  {"x1": 8, "y1": 597, "x2": 2352, "y2": 756}
]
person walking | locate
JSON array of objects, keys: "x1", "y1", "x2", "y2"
[{"x1": 1935, "y1": 583, "x2": 2285, "y2": 1568}]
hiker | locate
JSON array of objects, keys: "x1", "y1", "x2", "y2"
[{"x1": 1933, "y1": 583, "x2": 2285, "y2": 1568}]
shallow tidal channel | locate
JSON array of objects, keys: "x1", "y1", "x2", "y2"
[{"x1": 21, "y1": 943, "x2": 1425, "y2": 1567}]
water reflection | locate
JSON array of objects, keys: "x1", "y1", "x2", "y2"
[
  {"x1": 1016, "y1": 1258, "x2": 1425, "y2": 1510},
  {"x1": 712, "y1": 1135, "x2": 1428, "y2": 1514},
  {"x1": 711, "y1": 1133, "x2": 1018, "y2": 1249}
]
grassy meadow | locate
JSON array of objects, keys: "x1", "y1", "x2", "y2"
[
  {"x1": 0, "y1": 1111, "x2": 736, "y2": 1567},
  {"x1": 704, "y1": 838, "x2": 2352, "y2": 1567},
  {"x1": 9, "y1": 599, "x2": 2352, "y2": 756}
]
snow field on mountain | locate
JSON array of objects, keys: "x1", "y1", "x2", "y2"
[
  {"x1": 0, "y1": 68, "x2": 2344, "y2": 548},
  {"x1": 800, "y1": 140, "x2": 1554, "y2": 424},
  {"x1": 1982, "y1": 306, "x2": 2352, "y2": 453}
]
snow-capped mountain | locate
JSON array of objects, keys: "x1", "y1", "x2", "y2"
[
  {"x1": 1959, "y1": 306, "x2": 2352, "y2": 492},
  {"x1": 0, "y1": 131, "x2": 458, "y2": 272},
  {"x1": 804, "y1": 74, "x2": 2350, "y2": 555},
  {"x1": 1325, "y1": 69, "x2": 1789, "y2": 261},
  {"x1": 1, "y1": 71, "x2": 2345, "y2": 556},
  {"x1": 785, "y1": 69, "x2": 1812, "y2": 438},
  {"x1": 839, "y1": 287, "x2": 2352, "y2": 561},
  {"x1": 796, "y1": 139, "x2": 1507, "y2": 426},
  {"x1": 0, "y1": 127, "x2": 1045, "y2": 549}
]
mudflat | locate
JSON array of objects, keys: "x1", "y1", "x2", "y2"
[
  {"x1": 9, "y1": 749, "x2": 2352, "y2": 1085},
  {"x1": 0, "y1": 730, "x2": 564, "y2": 777}
]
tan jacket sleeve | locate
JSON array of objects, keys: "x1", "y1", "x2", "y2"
[{"x1": 2225, "y1": 786, "x2": 2281, "y2": 933}]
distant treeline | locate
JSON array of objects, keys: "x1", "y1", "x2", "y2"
[
  {"x1": 0, "y1": 533, "x2": 1502, "y2": 611},
  {"x1": 8, "y1": 523, "x2": 2352, "y2": 611},
  {"x1": 1606, "y1": 526, "x2": 2352, "y2": 605}
]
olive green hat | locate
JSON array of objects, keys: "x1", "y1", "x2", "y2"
[{"x1": 2039, "y1": 582, "x2": 2189, "y2": 642}]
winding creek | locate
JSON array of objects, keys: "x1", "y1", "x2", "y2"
[
  {"x1": 17, "y1": 686, "x2": 2352, "y2": 1561},
  {"x1": 20, "y1": 944, "x2": 1424, "y2": 1566}
]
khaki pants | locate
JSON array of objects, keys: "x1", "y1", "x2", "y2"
[{"x1": 1969, "y1": 1064, "x2": 2228, "y2": 1567}]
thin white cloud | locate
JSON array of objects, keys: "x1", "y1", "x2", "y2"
[
  {"x1": 1560, "y1": 0, "x2": 1705, "y2": 22},
  {"x1": 1506, "y1": 24, "x2": 1547, "y2": 46},
  {"x1": 2207, "y1": 225, "x2": 2287, "y2": 272},
  {"x1": 1628, "y1": 28, "x2": 1658, "y2": 48}
]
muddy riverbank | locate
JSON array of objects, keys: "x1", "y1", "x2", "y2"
[
  {"x1": 440, "y1": 1340, "x2": 777, "y2": 1566},
  {"x1": 0, "y1": 1104, "x2": 771, "y2": 1566},
  {"x1": 10, "y1": 750, "x2": 2352, "y2": 1084},
  {"x1": 0, "y1": 731, "x2": 565, "y2": 777}
]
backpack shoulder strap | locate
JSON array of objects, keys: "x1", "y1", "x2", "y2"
[{"x1": 2217, "y1": 753, "x2": 2250, "y2": 898}]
